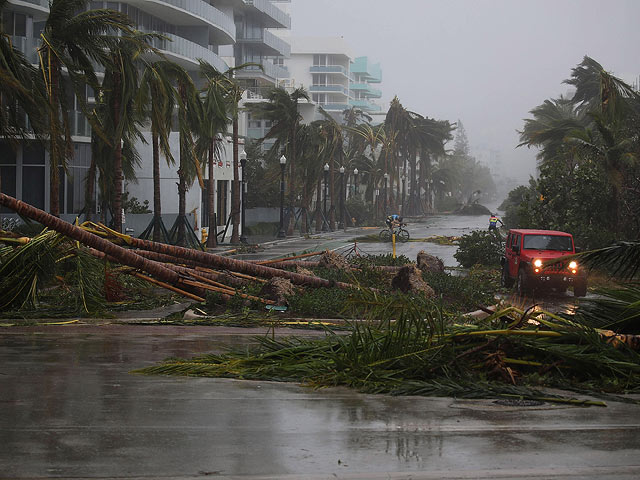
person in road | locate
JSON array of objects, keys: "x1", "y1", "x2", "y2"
[
  {"x1": 386, "y1": 214, "x2": 403, "y2": 232},
  {"x1": 488, "y1": 213, "x2": 504, "y2": 231}
]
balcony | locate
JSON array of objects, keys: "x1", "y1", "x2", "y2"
[
  {"x1": 318, "y1": 103, "x2": 350, "y2": 112},
  {"x1": 351, "y1": 56, "x2": 382, "y2": 83},
  {"x1": 146, "y1": 32, "x2": 229, "y2": 72},
  {"x1": 125, "y1": 0, "x2": 236, "y2": 45},
  {"x1": 351, "y1": 83, "x2": 382, "y2": 98},
  {"x1": 242, "y1": 0, "x2": 291, "y2": 29},
  {"x1": 309, "y1": 84, "x2": 349, "y2": 96},
  {"x1": 236, "y1": 29, "x2": 290, "y2": 56},
  {"x1": 6, "y1": 0, "x2": 49, "y2": 20},
  {"x1": 350, "y1": 99, "x2": 382, "y2": 112},
  {"x1": 236, "y1": 61, "x2": 289, "y2": 83},
  {"x1": 309, "y1": 65, "x2": 353, "y2": 81}
]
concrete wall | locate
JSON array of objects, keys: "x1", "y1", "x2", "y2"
[{"x1": 246, "y1": 207, "x2": 279, "y2": 226}]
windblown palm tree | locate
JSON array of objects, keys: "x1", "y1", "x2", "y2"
[
  {"x1": 136, "y1": 60, "x2": 181, "y2": 242},
  {"x1": 38, "y1": 0, "x2": 135, "y2": 216},
  {"x1": 249, "y1": 87, "x2": 309, "y2": 235}
]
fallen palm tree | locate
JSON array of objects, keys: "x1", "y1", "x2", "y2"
[{"x1": 134, "y1": 294, "x2": 640, "y2": 405}]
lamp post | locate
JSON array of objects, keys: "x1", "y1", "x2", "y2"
[
  {"x1": 277, "y1": 155, "x2": 286, "y2": 238},
  {"x1": 383, "y1": 172, "x2": 389, "y2": 215},
  {"x1": 239, "y1": 149, "x2": 247, "y2": 244},
  {"x1": 353, "y1": 167, "x2": 359, "y2": 196},
  {"x1": 339, "y1": 165, "x2": 345, "y2": 230},
  {"x1": 322, "y1": 163, "x2": 329, "y2": 232},
  {"x1": 401, "y1": 174, "x2": 406, "y2": 217}
]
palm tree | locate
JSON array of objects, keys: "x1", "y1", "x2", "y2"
[
  {"x1": 136, "y1": 60, "x2": 180, "y2": 242},
  {"x1": 38, "y1": 0, "x2": 134, "y2": 217},
  {"x1": 100, "y1": 32, "x2": 156, "y2": 233},
  {"x1": 0, "y1": 0, "x2": 45, "y2": 142},
  {"x1": 174, "y1": 72, "x2": 202, "y2": 246},
  {"x1": 249, "y1": 87, "x2": 309, "y2": 235},
  {"x1": 197, "y1": 60, "x2": 232, "y2": 248},
  {"x1": 519, "y1": 57, "x2": 640, "y2": 235}
]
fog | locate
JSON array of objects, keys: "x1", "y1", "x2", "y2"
[{"x1": 289, "y1": 0, "x2": 640, "y2": 192}]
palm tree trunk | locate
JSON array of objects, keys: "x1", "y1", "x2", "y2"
[
  {"x1": 152, "y1": 131, "x2": 162, "y2": 242},
  {"x1": 314, "y1": 179, "x2": 322, "y2": 232},
  {"x1": 122, "y1": 233, "x2": 356, "y2": 290},
  {"x1": 177, "y1": 83, "x2": 187, "y2": 246},
  {"x1": 0, "y1": 192, "x2": 183, "y2": 286},
  {"x1": 329, "y1": 155, "x2": 335, "y2": 230},
  {"x1": 301, "y1": 175, "x2": 308, "y2": 235},
  {"x1": 286, "y1": 124, "x2": 296, "y2": 235},
  {"x1": 206, "y1": 139, "x2": 217, "y2": 248},
  {"x1": 112, "y1": 67, "x2": 123, "y2": 233},
  {"x1": 231, "y1": 117, "x2": 240, "y2": 243},
  {"x1": 85, "y1": 152, "x2": 96, "y2": 222},
  {"x1": 49, "y1": 60, "x2": 61, "y2": 217}
]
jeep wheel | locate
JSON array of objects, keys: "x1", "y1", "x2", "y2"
[
  {"x1": 516, "y1": 270, "x2": 528, "y2": 297},
  {"x1": 501, "y1": 266, "x2": 514, "y2": 288},
  {"x1": 574, "y1": 281, "x2": 587, "y2": 298}
]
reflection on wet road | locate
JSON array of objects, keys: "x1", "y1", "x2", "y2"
[{"x1": 1, "y1": 328, "x2": 639, "y2": 479}]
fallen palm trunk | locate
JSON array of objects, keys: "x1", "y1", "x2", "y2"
[
  {"x1": 133, "y1": 273, "x2": 205, "y2": 303},
  {"x1": 0, "y1": 194, "x2": 189, "y2": 291},
  {"x1": 255, "y1": 251, "x2": 324, "y2": 265},
  {"x1": 120, "y1": 235, "x2": 356, "y2": 290}
]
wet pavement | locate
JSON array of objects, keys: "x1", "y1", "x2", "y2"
[
  {"x1": 1, "y1": 213, "x2": 632, "y2": 479},
  {"x1": 1, "y1": 326, "x2": 639, "y2": 479}
]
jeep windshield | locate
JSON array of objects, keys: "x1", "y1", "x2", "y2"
[{"x1": 523, "y1": 234, "x2": 572, "y2": 251}]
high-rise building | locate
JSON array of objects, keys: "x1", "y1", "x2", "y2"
[
  {"x1": 283, "y1": 36, "x2": 383, "y2": 120},
  {"x1": 1, "y1": 0, "x2": 290, "y2": 238}
]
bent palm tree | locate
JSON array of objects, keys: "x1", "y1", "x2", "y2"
[
  {"x1": 249, "y1": 87, "x2": 310, "y2": 235},
  {"x1": 38, "y1": 0, "x2": 135, "y2": 216}
]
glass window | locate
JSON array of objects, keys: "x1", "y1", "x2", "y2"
[
  {"x1": 523, "y1": 235, "x2": 573, "y2": 252},
  {"x1": 14, "y1": 13, "x2": 26, "y2": 37},
  {"x1": 0, "y1": 141, "x2": 17, "y2": 165},
  {"x1": 2, "y1": 12, "x2": 12, "y2": 35},
  {"x1": 0, "y1": 166, "x2": 16, "y2": 211},
  {"x1": 22, "y1": 166, "x2": 45, "y2": 210},
  {"x1": 23, "y1": 143, "x2": 45, "y2": 165}
]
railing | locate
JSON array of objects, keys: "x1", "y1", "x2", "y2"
[
  {"x1": 238, "y1": 61, "x2": 289, "y2": 81},
  {"x1": 318, "y1": 103, "x2": 350, "y2": 111},
  {"x1": 309, "y1": 84, "x2": 349, "y2": 95},
  {"x1": 237, "y1": 29, "x2": 290, "y2": 56},
  {"x1": 149, "y1": 0, "x2": 236, "y2": 40},
  {"x1": 350, "y1": 99, "x2": 382, "y2": 112},
  {"x1": 242, "y1": 0, "x2": 291, "y2": 28},
  {"x1": 310, "y1": 65, "x2": 349, "y2": 75},
  {"x1": 147, "y1": 32, "x2": 229, "y2": 72},
  {"x1": 7, "y1": 0, "x2": 49, "y2": 10}
]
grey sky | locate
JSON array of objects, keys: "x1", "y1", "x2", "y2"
[{"x1": 290, "y1": 0, "x2": 640, "y2": 184}]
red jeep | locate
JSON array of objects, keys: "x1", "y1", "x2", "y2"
[{"x1": 500, "y1": 229, "x2": 587, "y2": 297}]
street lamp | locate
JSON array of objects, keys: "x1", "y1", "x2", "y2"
[
  {"x1": 401, "y1": 174, "x2": 406, "y2": 217},
  {"x1": 322, "y1": 163, "x2": 329, "y2": 232},
  {"x1": 339, "y1": 165, "x2": 345, "y2": 230},
  {"x1": 383, "y1": 172, "x2": 389, "y2": 215},
  {"x1": 240, "y1": 149, "x2": 247, "y2": 244},
  {"x1": 353, "y1": 167, "x2": 359, "y2": 195},
  {"x1": 277, "y1": 155, "x2": 286, "y2": 238}
]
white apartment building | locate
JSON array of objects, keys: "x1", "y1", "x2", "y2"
[{"x1": 1, "y1": 0, "x2": 291, "y2": 240}]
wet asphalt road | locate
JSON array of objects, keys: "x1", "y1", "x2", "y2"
[
  {"x1": 1, "y1": 326, "x2": 639, "y2": 479},
  {"x1": 1, "y1": 213, "x2": 633, "y2": 479}
]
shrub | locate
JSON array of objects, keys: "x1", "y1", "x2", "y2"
[{"x1": 453, "y1": 230, "x2": 503, "y2": 268}]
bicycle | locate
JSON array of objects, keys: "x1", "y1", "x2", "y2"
[{"x1": 379, "y1": 223, "x2": 410, "y2": 243}]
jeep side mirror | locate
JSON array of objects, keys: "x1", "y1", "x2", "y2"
[{"x1": 512, "y1": 245, "x2": 520, "y2": 254}]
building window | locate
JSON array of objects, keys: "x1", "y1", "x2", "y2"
[
  {"x1": 313, "y1": 54, "x2": 327, "y2": 66},
  {"x1": 0, "y1": 142, "x2": 17, "y2": 213},
  {"x1": 217, "y1": 180, "x2": 228, "y2": 226}
]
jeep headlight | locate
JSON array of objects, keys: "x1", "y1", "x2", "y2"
[
  {"x1": 533, "y1": 258, "x2": 542, "y2": 273},
  {"x1": 569, "y1": 261, "x2": 577, "y2": 274}
]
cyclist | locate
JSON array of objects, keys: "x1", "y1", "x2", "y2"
[{"x1": 385, "y1": 214, "x2": 403, "y2": 233}]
